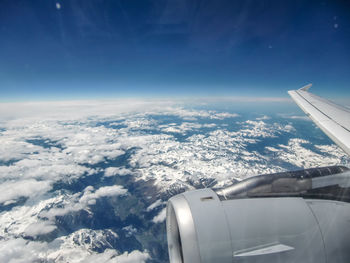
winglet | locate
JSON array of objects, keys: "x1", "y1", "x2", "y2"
[{"x1": 299, "y1": 83, "x2": 312, "y2": 91}]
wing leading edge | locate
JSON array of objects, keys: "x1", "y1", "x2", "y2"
[{"x1": 288, "y1": 84, "x2": 350, "y2": 156}]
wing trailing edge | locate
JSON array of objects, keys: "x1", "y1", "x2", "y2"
[{"x1": 288, "y1": 85, "x2": 350, "y2": 156}]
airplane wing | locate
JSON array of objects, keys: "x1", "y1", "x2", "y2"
[{"x1": 288, "y1": 84, "x2": 350, "y2": 156}]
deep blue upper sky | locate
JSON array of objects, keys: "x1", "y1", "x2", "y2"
[{"x1": 0, "y1": 0, "x2": 349, "y2": 101}]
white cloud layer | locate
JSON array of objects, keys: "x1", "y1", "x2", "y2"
[
  {"x1": 0, "y1": 179, "x2": 51, "y2": 205},
  {"x1": 0, "y1": 99, "x2": 349, "y2": 261},
  {"x1": 24, "y1": 220, "x2": 57, "y2": 237},
  {"x1": 0, "y1": 235, "x2": 149, "y2": 263}
]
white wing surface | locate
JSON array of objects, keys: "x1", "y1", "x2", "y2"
[{"x1": 288, "y1": 84, "x2": 350, "y2": 156}]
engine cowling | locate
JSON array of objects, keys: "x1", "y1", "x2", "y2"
[{"x1": 166, "y1": 166, "x2": 350, "y2": 263}]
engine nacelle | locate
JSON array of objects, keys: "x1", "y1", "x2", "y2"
[{"x1": 166, "y1": 166, "x2": 350, "y2": 263}]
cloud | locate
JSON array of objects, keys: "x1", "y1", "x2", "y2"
[
  {"x1": 41, "y1": 185, "x2": 127, "y2": 220},
  {"x1": 0, "y1": 234, "x2": 149, "y2": 263},
  {"x1": 46, "y1": 228, "x2": 149, "y2": 263},
  {"x1": 0, "y1": 159, "x2": 94, "y2": 182},
  {"x1": 146, "y1": 199, "x2": 164, "y2": 212},
  {"x1": 62, "y1": 128, "x2": 126, "y2": 165},
  {"x1": 81, "y1": 185, "x2": 128, "y2": 205},
  {"x1": 113, "y1": 250, "x2": 150, "y2": 263},
  {"x1": 144, "y1": 107, "x2": 239, "y2": 121},
  {"x1": 265, "y1": 146, "x2": 279, "y2": 152},
  {"x1": 210, "y1": 112, "x2": 239, "y2": 120},
  {"x1": 160, "y1": 122, "x2": 205, "y2": 134},
  {"x1": 0, "y1": 195, "x2": 66, "y2": 239},
  {"x1": 75, "y1": 248, "x2": 150, "y2": 263},
  {"x1": 24, "y1": 220, "x2": 57, "y2": 237},
  {"x1": 0, "y1": 139, "x2": 42, "y2": 163},
  {"x1": 122, "y1": 225, "x2": 137, "y2": 237},
  {"x1": 152, "y1": 208, "x2": 166, "y2": 223},
  {"x1": 73, "y1": 249, "x2": 150, "y2": 263},
  {"x1": 0, "y1": 99, "x2": 176, "y2": 122},
  {"x1": 120, "y1": 118, "x2": 159, "y2": 130},
  {"x1": 104, "y1": 167, "x2": 134, "y2": 177},
  {"x1": 1, "y1": 103, "x2": 346, "y2": 201},
  {"x1": 278, "y1": 113, "x2": 311, "y2": 121},
  {"x1": 0, "y1": 99, "x2": 349, "y2": 262},
  {"x1": 256, "y1": 115, "x2": 270, "y2": 120},
  {"x1": 0, "y1": 238, "x2": 48, "y2": 263},
  {"x1": 0, "y1": 179, "x2": 51, "y2": 205},
  {"x1": 238, "y1": 120, "x2": 294, "y2": 138}
]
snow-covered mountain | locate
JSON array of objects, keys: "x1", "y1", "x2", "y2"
[{"x1": 0, "y1": 99, "x2": 348, "y2": 262}]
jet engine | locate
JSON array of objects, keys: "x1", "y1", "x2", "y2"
[{"x1": 166, "y1": 166, "x2": 350, "y2": 263}]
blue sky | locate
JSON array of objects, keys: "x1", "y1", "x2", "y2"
[{"x1": 0, "y1": 0, "x2": 350, "y2": 101}]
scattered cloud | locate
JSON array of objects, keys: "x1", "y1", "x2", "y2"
[
  {"x1": 278, "y1": 113, "x2": 311, "y2": 121},
  {"x1": 24, "y1": 220, "x2": 57, "y2": 237},
  {"x1": 0, "y1": 238, "x2": 48, "y2": 263},
  {"x1": 152, "y1": 208, "x2": 166, "y2": 223},
  {"x1": 146, "y1": 199, "x2": 164, "y2": 212},
  {"x1": 114, "y1": 250, "x2": 150, "y2": 263},
  {"x1": 80, "y1": 185, "x2": 127, "y2": 205},
  {"x1": 0, "y1": 231, "x2": 149, "y2": 263},
  {"x1": 41, "y1": 185, "x2": 127, "y2": 220},
  {"x1": 122, "y1": 225, "x2": 137, "y2": 237},
  {"x1": 0, "y1": 179, "x2": 51, "y2": 205},
  {"x1": 104, "y1": 167, "x2": 134, "y2": 177},
  {"x1": 0, "y1": 99, "x2": 349, "y2": 262},
  {"x1": 160, "y1": 122, "x2": 214, "y2": 134},
  {"x1": 256, "y1": 115, "x2": 270, "y2": 120}
]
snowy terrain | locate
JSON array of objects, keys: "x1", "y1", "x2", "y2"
[{"x1": 0, "y1": 99, "x2": 349, "y2": 262}]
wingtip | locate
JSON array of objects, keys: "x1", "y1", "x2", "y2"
[{"x1": 299, "y1": 83, "x2": 312, "y2": 91}]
